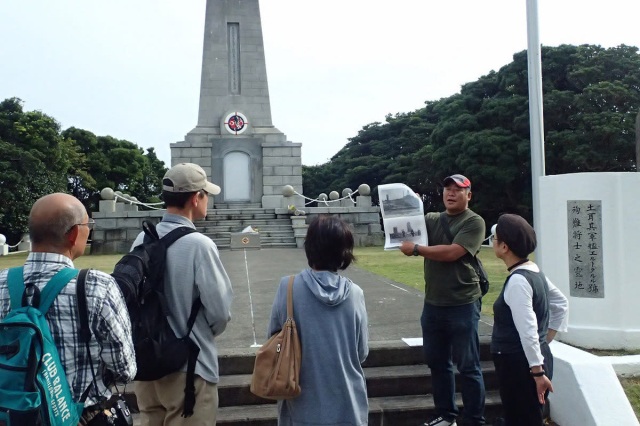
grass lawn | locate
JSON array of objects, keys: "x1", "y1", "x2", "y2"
[
  {"x1": 0, "y1": 251, "x2": 122, "y2": 273},
  {"x1": 621, "y1": 377, "x2": 640, "y2": 420},
  {"x1": 353, "y1": 245, "x2": 508, "y2": 316}
]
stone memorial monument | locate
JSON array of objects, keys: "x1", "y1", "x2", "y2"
[
  {"x1": 171, "y1": 0, "x2": 303, "y2": 209},
  {"x1": 539, "y1": 172, "x2": 640, "y2": 349}
]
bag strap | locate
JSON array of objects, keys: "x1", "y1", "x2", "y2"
[
  {"x1": 181, "y1": 297, "x2": 203, "y2": 418},
  {"x1": 439, "y1": 212, "x2": 483, "y2": 273},
  {"x1": 7, "y1": 267, "x2": 25, "y2": 310},
  {"x1": 439, "y1": 212, "x2": 456, "y2": 244},
  {"x1": 76, "y1": 268, "x2": 101, "y2": 404},
  {"x1": 160, "y1": 226, "x2": 197, "y2": 247},
  {"x1": 7, "y1": 267, "x2": 78, "y2": 312},
  {"x1": 286, "y1": 275, "x2": 295, "y2": 319},
  {"x1": 142, "y1": 220, "x2": 160, "y2": 240},
  {"x1": 40, "y1": 268, "x2": 79, "y2": 312}
]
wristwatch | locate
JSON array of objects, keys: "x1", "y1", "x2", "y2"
[{"x1": 413, "y1": 244, "x2": 420, "y2": 256}]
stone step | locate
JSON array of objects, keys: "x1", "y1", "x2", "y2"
[
  {"x1": 217, "y1": 339, "x2": 491, "y2": 375},
  {"x1": 215, "y1": 361, "x2": 497, "y2": 407},
  {"x1": 198, "y1": 219, "x2": 290, "y2": 226},
  {"x1": 202, "y1": 213, "x2": 280, "y2": 221},
  {"x1": 213, "y1": 203, "x2": 263, "y2": 210},
  {"x1": 212, "y1": 391, "x2": 502, "y2": 425},
  {"x1": 206, "y1": 208, "x2": 277, "y2": 215},
  {"x1": 202, "y1": 226, "x2": 293, "y2": 234}
]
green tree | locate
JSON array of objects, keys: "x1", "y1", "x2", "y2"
[
  {"x1": 0, "y1": 98, "x2": 71, "y2": 242},
  {"x1": 303, "y1": 44, "x2": 640, "y2": 228}
]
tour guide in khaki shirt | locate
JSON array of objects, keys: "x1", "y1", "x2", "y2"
[{"x1": 400, "y1": 174, "x2": 486, "y2": 426}]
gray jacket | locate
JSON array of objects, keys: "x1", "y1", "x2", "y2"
[
  {"x1": 268, "y1": 269, "x2": 369, "y2": 425},
  {"x1": 131, "y1": 213, "x2": 233, "y2": 383}
]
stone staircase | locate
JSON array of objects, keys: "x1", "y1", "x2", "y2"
[
  {"x1": 127, "y1": 336, "x2": 504, "y2": 425},
  {"x1": 196, "y1": 207, "x2": 296, "y2": 249}
]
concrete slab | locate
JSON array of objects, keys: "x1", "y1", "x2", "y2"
[{"x1": 215, "y1": 248, "x2": 493, "y2": 350}]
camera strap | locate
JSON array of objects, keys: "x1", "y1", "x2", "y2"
[{"x1": 77, "y1": 268, "x2": 103, "y2": 404}]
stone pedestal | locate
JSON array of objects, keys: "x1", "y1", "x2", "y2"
[
  {"x1": 99, "y1": 200, "x2": 116, "y2": 213},
  {"x1": 291, "y1": 216, "x2": 308, "y2": 249},
  {"x1": 0, "y1": 244, "x2": 8, "y2": 256},
  {"x1": 357, "y1": 195, "x2": 372, "y2": 207}
]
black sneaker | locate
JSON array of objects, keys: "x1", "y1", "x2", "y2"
[{"x1": 423, "y1": 417, "x2": 457, "y2": 426}]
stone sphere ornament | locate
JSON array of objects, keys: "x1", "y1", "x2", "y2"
[
  {"x1": 329, "y1": 191, "x2": 340, "y2": 200},
  {"x1": 114, "y1": 191, "x2": 124, "y2": 201},
  {"x1": 358, "y1": 184, "x2": 371, "y2": 196},
  {"x1": 0, "y1": 234, "x2": 6, "y2": 245},
  {"x1": 282, "y1": 185, "x2": 295, "y2": 197},
  {"x1": 342, "y1": 188, "x2": 353, "y2": 197},
  {"x1": 318, "y1": 193, "x2": 328, "y2": 201},
  {"x1": 100, "y1": 187, "x2": 115, "y2": 200}
]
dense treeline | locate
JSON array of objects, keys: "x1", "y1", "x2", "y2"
[
  {"x1": 303, "y1": 44, "x2": 640, "y2": 227},
  {"x1": 0, "y1": 98, "x2": 166, "y2": 243}
]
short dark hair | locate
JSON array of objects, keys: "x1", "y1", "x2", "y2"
[
  {"x1": 304, "y1": 215, "x2": 355, "y2": 271},
  {"x1": 161, "y1": 188, "x2": 199, "y2": 208}
]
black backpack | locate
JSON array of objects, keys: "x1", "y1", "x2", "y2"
[{"x1": 111, "y1": 220, "x2": 202, "y2": 416}]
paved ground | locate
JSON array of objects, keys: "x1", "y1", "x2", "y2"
[
  {"x1": 216, "y1": 247, "x2": 493, "y2": 350},
  {"x1": 132, "y1": 247, "x2": 494, "y2": 425}
]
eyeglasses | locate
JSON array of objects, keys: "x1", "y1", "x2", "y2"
[{"x1": 67, "y1": 219, "x2": 95, "y2": 233}]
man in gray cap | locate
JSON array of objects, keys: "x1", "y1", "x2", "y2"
[
  {"x1": 401, "y1": 174, "x2": 486, "y2": 426},
  {"x1": 132, "y1": 163, "x2": 233, "y2": 426}
]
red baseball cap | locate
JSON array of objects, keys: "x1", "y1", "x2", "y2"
[{"x1": 443, "y1": 174, "x2": 471, "y2": 188}]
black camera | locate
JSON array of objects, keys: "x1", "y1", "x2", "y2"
[
  {"x1": 109, "y1": 397, "x2": 133, "y2": 426},
  {"x1": 88, "y1": 396, "x2": 133, "y2": 426}
]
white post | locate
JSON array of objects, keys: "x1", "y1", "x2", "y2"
[
  {"x1": 526, "y1": 0, "x2": 546, "y2": 266},
  {"x1": 0, "y1": 234, "x2": 7, "y2": 256}
]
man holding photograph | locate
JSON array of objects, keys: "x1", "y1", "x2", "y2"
[{"x1": 400, "y1": 174, "x2": 486, "y2": 426}]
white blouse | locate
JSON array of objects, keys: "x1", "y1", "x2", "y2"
[{"x1": 503, "y1": 263, "x2": 569, "y2": 366}]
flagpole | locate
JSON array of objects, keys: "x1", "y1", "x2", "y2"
[{"x1": 526, "y1": 0, "x2": 546, "y2": 266}]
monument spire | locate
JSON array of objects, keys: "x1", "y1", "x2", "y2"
[
  {"x1": 194, "y1": 0, "x2": 278, "y2": 134},
  {"x1": 172, "y1": 0, "x2": 302, "y2": 209}
]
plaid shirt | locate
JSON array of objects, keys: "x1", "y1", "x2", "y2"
[{"x1": 0, "y1": 252, "x2": 136, "y2": 405}]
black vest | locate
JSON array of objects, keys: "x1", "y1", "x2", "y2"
[{"x1": 491, "y1": 269, "x2": 550, "y2": 354}]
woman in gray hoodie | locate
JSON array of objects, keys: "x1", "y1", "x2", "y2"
[{"x1": 268, "y1": 215, "x2": 370, "y2": 426}]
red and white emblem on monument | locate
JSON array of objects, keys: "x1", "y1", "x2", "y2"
[{"x1": 224, "y1": 112, "x2": 249, "y2": 135}]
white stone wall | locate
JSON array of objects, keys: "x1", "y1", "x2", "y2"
[{"x1": 539, "y1": 172, "x2": 640, "y2": 349}]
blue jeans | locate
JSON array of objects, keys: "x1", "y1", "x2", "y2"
[{"x1": 421, "y1": 300, "x2": 485, "y2": 425}]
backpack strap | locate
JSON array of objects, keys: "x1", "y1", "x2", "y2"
[
  {"x1": 7, "y1": 267, "x2": 78, "y2": 313},
  {"x1": 40, "y1": 269, "x2": 80, "y2": 313},
  {"x1": 7, "y1": 267, "x2": 25, "y2": 310},
  {"x1": 142, "y1": 220, "x2": 160, "y2": 240},
  {"x1": 160, "y1": 226, "x2": 197, "y2": 247},
  {"x1": 439, "y1": 212, "x2": 456, "y2": 243},
  {"x1": 76, "y1": 268, "x2": 101, "y2": 403},
  {"x1": 182, "y1": 298, "x2": 202, "y2": 418}
]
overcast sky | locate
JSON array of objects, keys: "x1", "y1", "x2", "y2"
[{"x1": 1, "y1": 0, "x2": 639, "y2": 167}]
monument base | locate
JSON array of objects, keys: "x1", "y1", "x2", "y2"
[{"x1": 559, "y1": 325, "x2": 640, "y2": 350}]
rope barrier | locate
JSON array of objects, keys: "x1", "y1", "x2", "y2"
[
  {"x1": 112, "y1": 193, "x2": 165, "y2": 210},
  {"x1": 293, "y1": 189, "x2": 361, "y2": 206},
  {"x1": 7, "y1": 239, "x2": 24, "y2": 249}
]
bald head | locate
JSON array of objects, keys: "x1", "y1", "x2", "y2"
[{"x1": 29, "y1": 193, "x2": 87, "y2": 249}]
